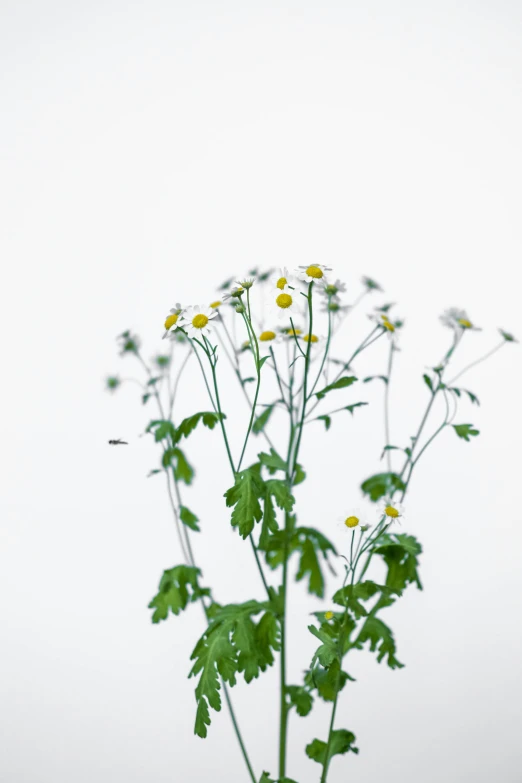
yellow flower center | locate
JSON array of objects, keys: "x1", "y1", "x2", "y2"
[
  {"x1": 276, "y1": 277, "x2": 287, "y2": 290},
  {"x1": 286, "y1": 327, "x2": 302, "y2": 335},
  {"x1": 344, "y1": 516, "x2": 359, "y2": 528},
  {"x1": 383, "y1": 320, "x2": 395, "y2": 332},
  {"x1": 210, "y1": 300, "x2": 222, "y2": 309},
  {"x1": 164, "y1": 313, "x2": 178, "y2": 330},
  {"x1": 303, "y1": 334, "x2": 319, "y2": 343},
  {"x1": 276, "y1": 293, "x2": 293, "y2": 309},
  {"x1": 458, "y1": 318, "x2": 472, "y2": 328},
  {"x1": 385, "y1": 505, "x2": 399, "y2": 518},
  {"x1": 306, "y1": 265, "x2": 324, "y2": 279},
  {"x1": 259, "y1": 330, "x2": 276, "y2": 342},
  {"x1": 192, "y1": 314, "x2": 209, "y2": 330},
  {"x1": 325, "y1": 611, "x2": 334, "y2": 621}
]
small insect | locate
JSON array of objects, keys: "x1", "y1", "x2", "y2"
[{"x1": 108, "y1": 439, "x2": 128, "y2": 445}]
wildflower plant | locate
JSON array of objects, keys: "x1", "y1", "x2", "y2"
[{"x1": 106, "y1": 266, "x2": 516, "y2": 782}]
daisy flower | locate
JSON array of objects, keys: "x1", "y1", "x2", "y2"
[
  {"x1": 297, "y1": 263, "x2": 332, "y2": 285},
  {"x1": 337, "y1": 507, "x2": 372, "y2": 534},
  {"x1": 209, "y1": 299, "x2": 223, "y2": 310},
  {"x1": 222, "y1": 286, "x2": 245, "y2": 302},
  {"x1": 162, "y1": 304, "x2": 183, "y2": 339},
  {"x1": 258, "y1": 330, "x2": 281, "y2": 345},
  {"x1": 271, "y1": 267, "x2": 294, "y2": 292},
  {"x1": 322, "y1": 279, "x2": 347, "y2": 297},
  {"x1": 178, "y1": 305, "x2": 217, "y2": 339},
  {"x1": 236, "y1": 277, "x2": 255, "y2": 290},
  {"x1": 270, "y1": 289, "x2": 300, "y2": 319},
  {"x1": 302, "y1": 333, "x2": 321, "y2": 345},
  {"x1": 440, "y1": 308, "x2": 480, "y2": 331},
  {"x1": 379, "y1": 499, "x2": 405, "y2": 524},
  {"x1": 281, "y1": 325, "x2": 303, "y2": 337}
]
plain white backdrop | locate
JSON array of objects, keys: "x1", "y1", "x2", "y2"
[{"x1": 1, "y1": 2, "x2": 522, "y2": 781}]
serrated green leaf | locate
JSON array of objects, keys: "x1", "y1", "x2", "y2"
[
  {"x1": 173, "y1": 411, "x2": 226, "y2": 444},
  {"x1": 355, "y1": 616, "x2": 403, "y2": 669},
  {"x1": 373, "y1": 533, "x2": 423, "y2": 594},
  {"x1": 315, "y1": 376, "x2": 357, "y2": 400},
  {"x1": 253, "y1": 404, "x2": 275, "y2": 434},
  {"x1": 224, "y1": 468, "x2": 265, "y2": 538},
  {"x1": 286, "y1": 685, "x2": 313, "y2": 716},
  {"x1": 180, "y1": 505, "x2": 200, "y2": 532},
  {"x1": 308, "y1": 625, "x2": 338, "y2": 667},
  {"x1": 148, "y1": 565, "x2": 208, "y2": 623},
  {"x1": 294, "y1": 528, "x2": 337, "y2": 598},
  {"x1": 265, "y1": 480, "x2": 295, "y2": 512},
  {"x1": 147, "y1": 419, "x2": 176, "y2": 442},
  {"x1": 361, "y1": 472, "x2": 406, "y2": 502},
  {"x1": 190, "y1": 601, "x2": 279, "y2": 737},
  {"x1": 305, "y1": 660, "x2": 354, "y2": 702},
  {"x1": 172, "y1": 447, "x2": 195, "y2": 485},
  {"x1": 258, "y1": 448, "x2": 287, "y2": 474},
  {"x1": 333, "y1": 580, "x2": 393, "y2": 618},
  {"x1": 306, "y1": 729, "x2": 358, "y2": 764},
  {"x1": 453, "y1": 423, "x2": 480, "y2": 442}
]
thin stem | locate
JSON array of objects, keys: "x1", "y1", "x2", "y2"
[
  {"x1": 447, "y1": 341, "x2": 505, "y2": 386},
  {"x1": 384, "y1": 340, "x2": 395, "y2": 474}
]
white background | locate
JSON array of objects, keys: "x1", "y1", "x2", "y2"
[{"x1": 1, "y1": 2, "x2": 522, "y2": 781}]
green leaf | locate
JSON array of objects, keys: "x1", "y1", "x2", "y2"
[
  {"x1": 257, "y1": 355, "x2": 270, "y2": 370},
  {"x1": 318, "y1": 415, "x2": 331, "y2": 430},
  {"x1": 361, "y1": 472, "x2": 406, "y2": 502},
  {"x1": 173, "y1": 412, "x2": 226, "y2": 444},
  {"x1": 449, "y1": 388, "x2": 480, "y2": 405},
  {"x1": 142, "y1": 393, "x2": 151, "y2": 405},
  {"x1": 315, "y1": 376, "x2": 357, "y2": 400},
  {"x1": 345, "y1": 402, "x2": 368, "y2": 415},
  {"x1": 224, "y1": 468, "x2": 265, "y2": 539},
  {"x1": 180, "y1": 505, "x2": 200, "y2": 532},
  {"x1": 147, "y1": 419, "x2": 176, "y2": 442},
  {"x1": 363, "y1": 375, "x2": 388, "y2": 385},
  {"x1": 308, "y1": 625, "x2": 338, "y2": 667},
  {"x1": 423, "y1": 374, "x2": 434, "y2": 391},
  {"x1": 253, "y1": 405, "x2": 275, "y2": 434},
  {"x1": 306, "y1": 729, "x2": 359, "y2": 764},
  {"x1": 147, "y1": 469, "x2": 162, "y2": 477},
  {"x1": 190, "y1": 601, "x2": 279, "y2": 737},
  {"x1": 294, "y1": 528, "x2": 337, "y2": 598},
  {"x1": 171, "y1": 447, "x2": 195, "y2": 485},
  {"x1": 333, "y1": 580, "x2": 393, "y2": 619},
  {"x1": 259, "y1": 490, "x2": 278, "y2": 550},
  {"x1": 265, "y1": 480, "x2": 295, "y2": 512},
  {"x1": 294, "y1": 463, "x2": 306, "y2": 485},
  {"x1": 286, "y1": 685, "x2": 313, "y2": 716},
  {"x1": 258, "y1": 448, "x2": 287, "y2": 474},
  {"x1": 373, "y1": 533, "x2": 423, "y2": 594},
  {"x1": 305, "y1": 660, "x2": 353, "y2": 702},
  {"x1": 355, "y1": 616, "x2": 403, "y2": 669},
  {"x1": 148, "y1": 565, "x2": 208, "y2": 623},
  {"x1": 453, "y1": 423, "x2": 480, "y2": 442}
]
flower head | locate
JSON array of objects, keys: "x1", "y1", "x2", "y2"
[
  {"x1": 362, "y1": 276, "x2": 383, "y2": 292},
  {"x1": 179, "y1": 305, "x2": 217, "y2": 339},
  {"x1": 380, "y1": 500, "x2": 405, "y2": 524},
  {"x1": 162, "y1": 304, "x2": 183, "y2": 339},
  {"x1": 271, "y1": 266, "x2": 294, "y2": 292},
  {"x1": 209, "y1": 300, "x2": 223, "y2": 310},
  {"x1": 236, "y1": 277, "x2": 255, "y2": 290},
  {"x1": 118, "y1": 330, "x2": 140, "y2": 355},
  {"x1": 324, "y1": 611, "x2": 334, "y2": 621},
  {"x1": 499, "y1": 328, "x2": 518, "y2": 343},
  {"x1": 322, "y1": 279, "x2": 347, "y2": 297},
  {"x1": 223, "y1": 286, "x2": 244, "y2": 301},
  {"x1": 106, "y1": 376, "x2": 120, "y2": 392},
  {"x1": 303, "y1": 333, "x2": 320, "y2": 344},
  {"x1": 271, "y1": 289, "x2": 300, "y2": 319},
  {"x1": 440, "y1": 308, "x2": 480, "y2": 331},
  {"x1": 259, "y1": 330, "x2": 278, "y2": 342},
  {"x1": 297, "y1": 263, "x2": 332, "y2": 285}
]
